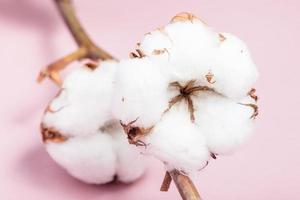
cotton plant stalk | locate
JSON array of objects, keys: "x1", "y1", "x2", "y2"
[{"x1": 38, "y1": 1, "x2": 258, "y2": 200}]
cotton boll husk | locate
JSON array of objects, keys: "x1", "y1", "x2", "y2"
[
  {"x1": 46, "y1": 132, "x2": 117, "y2": 184},
  {"x1": 143, "y1": 103, "x2": 210, "y2": 174},
  {"x1": 43, "y1": 61, "x2": 117, "y2": 137},
  {"x1": 194, "y1": 92, "x2": 255, "y2": 155},
  {"x1": 210, "y1": 33, "x2": 258, "y2": 99},
  {"x1": 112, "y1": 58, "x2": 169, "y2": 128}
]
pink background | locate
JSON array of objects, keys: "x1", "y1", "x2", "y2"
[{"x1": 0, "y1": 0, "x2": 299, "y2": 199}]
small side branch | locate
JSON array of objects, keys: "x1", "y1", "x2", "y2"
[
  {"x1": 38, "y1": 47, "x2": 87, "y2": 85},
  {"x1": 160, "y1": 171, "x2": 172, "y2": 191}
]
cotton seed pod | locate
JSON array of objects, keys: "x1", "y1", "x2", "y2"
[
  {"x1": 117, "y1": 13, "x2": 259, "y2": 174},
  {"x1": 41, "y1": 61, "x2": 147, "y2": 184}
]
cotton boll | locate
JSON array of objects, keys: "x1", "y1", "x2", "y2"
[
  {"x1": 43, "y1": 61, "x2": 117, "y2": 137},
  {"x1": 194, "y1": 92, "x2": 255, "y2": 155},
  {"x1": 42, "y1": 60, "x2": 149, "y2": 185},
  {"x1": 112, "y1": 58, "x2": 169, "y2": 128},
  {"x1": 143, "y1": 103, "x2": 210, "y2": 174},
  {"x1": 46, "y1": 132, "x2": 117, "y2": 184},
  {"x1": 211, "y1": 33, "x2": 258, "y2": 99}
]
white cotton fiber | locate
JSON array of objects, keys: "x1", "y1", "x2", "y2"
[
  {"x1": 210, "y1": 33, "x2": 259, "y2": 99},
  {"x1": 46, "y1": 132, "x2": 117, "y2": 184},
  {"x1": 143, "y1": 103, "x2": 210, "y2": 174},
  {"x1": 139, "y1": 19, "x2": 219, "y2": 82},
  {"x1": 194, "y1": 92, "x2": 255, "y2": 155},
  {"x1": 110, "y1": 123, "x2": 148, "y2": 182},
  {"x1": 112, "y1": 57, "x2": 169, "y2": 128},
  {"x1": 139, "y1": 29, "x2": 172, "y2": 56},
  {"x1": 43, "y1": 61, "x2": 117, "y2": 137},
  {"x1": 45, "y1": 120, "x2": 148, "y2": 184},
  {"x1": 139, "y1": 18, "x2": 258, "y2": 99},
  {"x1": 162, "y1": 21, "x2": 219, "y2": 82}
]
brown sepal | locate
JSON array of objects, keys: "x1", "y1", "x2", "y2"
[
  {"x1": 205, "y1": 71, "x2": 216, "y2": 84},
  {"x1": 120, "y1": 119, "x2": 153, "y2": 147},
  {"x1": 166, "y1": 80, "x2": 215, "y2": 122},
  {"x1": 171, "y1": 12, "x2": 198, "y2": 23},
  {"x1": 218, "y1": 33, "x2": 226, "y2": 42},
  {"x1": 239, "y1": 103, "x2": 259, "y2": 119},
  {"x1": 40, "y1": 123, "x2": 68, "y2": 143},
  {"x1": 84, "y1": 60, "x2": 99, "y2": 70},
  {"x1": 248, "y1": 88, "x2": 258, "y2": 102}
]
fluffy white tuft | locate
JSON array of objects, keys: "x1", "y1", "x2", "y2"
[
  {"x1": 210, "y1": 33, "x2": 259, "y2": 98},
  {"x1": 112, "y1": 57, "x2": 169, "y2": 127},
  {"x1": 140, "y1": 20, "x2": 219, "y2": 82},
  {"x1": 46, "y1": 132, "x2": 117, "y2": 184},
  {"x1": 111, "y1": 126, "x2": 148, "y2": 182},
  {"x1": 43, "y1": 61, "x2": 117, "y2": 137},
  {"x1": 194, "y1": 92, "x2": 255, "y2": 154},
  {"x1": 139, "y1": 29, "x2": 172, "y2": 56},
  {"x1": 143, "y1": 103, "x2": 210, "y2": 174},
  {"x1": 139, "y1": 21, "x2": 258, "y2": 99}
]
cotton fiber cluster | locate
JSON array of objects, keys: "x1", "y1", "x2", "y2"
[
  {"x1": 42, "y1": 61, "x2": 147, "y2": 184},
  {"x1": 41, "y1": 12, "x2": 258, "y2": 182},
  {"x1": 111, "y1": 58, "x2": 169, "y2": 128},
  {"x1": 113, "y1": 12, "x2": 258, "y2": 174}
]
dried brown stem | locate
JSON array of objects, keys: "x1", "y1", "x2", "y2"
[
  {"x1": 160, "y1": 171, "x2": 172, "y2": 192},
  {"x1": 37, "y1": 47, "x2": 87, "y2": 85},
  {"x1": 38, "y1": 0, "x2": 114, "y2": 85},
  {"x1": 169, "y1": 170, "x2": 201, "y2": 200}
]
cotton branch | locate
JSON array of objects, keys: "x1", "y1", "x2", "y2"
[
  {"x1": 39, "y1": 1, "x2": 202, "y2": 199},
  {"x1": 37, "y1": 0, "x2": 114, "y2": 86}
]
